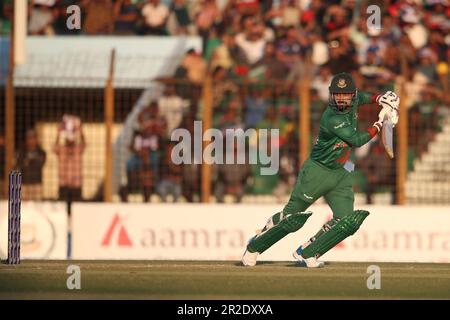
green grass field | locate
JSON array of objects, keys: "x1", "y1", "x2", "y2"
[{"x1": 1, "y1": 260, "x2": 449, "y2": 299}]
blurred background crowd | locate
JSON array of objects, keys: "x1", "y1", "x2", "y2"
[{"x1": 0, "y1": 0, "x2": 449, "y2": 204}]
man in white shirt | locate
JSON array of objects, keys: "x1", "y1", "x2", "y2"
[
  {"x1": 158, "y1": 85, "x2": 189, "y2": 138},
  {"x1": 141, "y1": 0, "x2": 169, "y2": 35}
]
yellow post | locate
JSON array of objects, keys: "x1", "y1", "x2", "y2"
[
  {"x1": 104, "y1": 49, "x2": 115, "y2": 202},
  {"x1": 396, "y1": 77, "x2": 408, "y2": 205},
  {"x1": 4, "y1": 1, "x2": 15, "y2": 197},
  {"x1": 299, "y1": 78, "x2": 310, "y2": 166},
  {"x1": 201, "y1": 77, "x2": 213, "y2": 203},
  {"x1": 396, "y1": 54, "x2": 409, "y2": 205}
]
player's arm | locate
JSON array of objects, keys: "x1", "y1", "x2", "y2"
[
  {"x1": 357, "y1": 91, "x2": 382, "y2": 107},
  {"x1": 328, "y1": 116, "x2": 382, "y2": 148},
  {"x1": 357, "y1": 91, "x2": 400, "y2": 109}
]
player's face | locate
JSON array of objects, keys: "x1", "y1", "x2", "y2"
[{"x1": 333, "y1": 93, "x2": 354, "y2": 109}]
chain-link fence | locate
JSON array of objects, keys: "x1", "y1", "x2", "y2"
[{"x1": 1, "y1": 73, "x2": 449, "y2": 204}]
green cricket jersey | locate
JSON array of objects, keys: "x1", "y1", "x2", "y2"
[{"x1": 310, "y1": 91, "x2": 376, "y2": 170}]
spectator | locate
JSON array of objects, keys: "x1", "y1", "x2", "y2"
[
  {"x1": 28, "y1": 1, "x2": 55, "y2": 35},
  {"x1": 114, "y1": 0, "x2": 139, "y2": 35},
  {"x1": 194, "y1": 0, "x2": 221, "y2": 52},
  {"x1": 141, "y1": 0, "x2": 170, "y2": 35},
  {"x1": 54, "y1": 115, "x2": 85, "y2": 203},
  {"x1": 423, "y1": 0, "x2": 450, "y2": 32},
  {"x1": 170, "y1": 0, "x2": 191, "y2": 35},
  {"x1": 235, "y1": 0, "x2": 260, "y2": 16},
  {"x1": 358, "y1": 142, "x2": 396, "y2": 205},
  {"x1": 266, "y1": 0, "x2": 301, "y2": 28},
  {"x1": 257, "y1": 41, "x2": 289, "y2": 81},
  {"x1": 428, "y1": 30, "x2": 448, "y2": 62},
  {"x1": 324, "y1": 5, "x2": 351, "y2": 42},
  {"x1": 311, "y1": 64, "x2": 333, "y2": 101},
  {"x1": 210, "y1": 32, "x2": 238, "y2": 70},
  {"x1": 0, "y1": 0, "x2": 12, "y2": 35},
  {"x1": 276, "y1": 26, "x2": 307, "y2": 69},
  {"x1": 244, "y1": 86, "x2": 269, "y2": 128},
  {"x1": 16, "y1": 129, "x2": 46, "y2": 201},
  {"x1": 235, "y1": 18, "x2": 268, "y2": 65},
  {"x1": 121, "y1": 101, "x2": 166, "y2": 202},
  {"x1": 178, "y1": 49, "x2": 207, "y2": 84},
  {"x1": 157, "y1": 142, "x2": 183, "y2": 202},
  {"x1": 214, "y1": 146, "x2": 250, "y2": 203},
  {"x1": 416, "y1": 47, "x2": 438, "y2": 83},
  {"x1": 82, "y1": 0, "x2": 114, "y2": 35},
  {"x1": 215, "y1": 97, "x2": 243, "y2": 130},
  {"x1": 158, "y1": 84, "x2": 189, "y2": 138},
  {"x1": 204, "y1": 27, "x2": 222, "y2": 62},
  {"x1": 211, "y1": 66, "x2": 238, "y2": 112},
  {"x1": 327, "y1": 36, "x2": 358, "y2": 74}
]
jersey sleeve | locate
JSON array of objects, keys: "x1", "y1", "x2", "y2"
[
  {"x1": 328, "y1": 116, "x2": 374, "y2": 147},
  {"x1": 357, "y1": 91, "x2": 379, "y2": 107}
]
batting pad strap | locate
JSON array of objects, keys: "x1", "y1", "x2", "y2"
[
  {"x1": 247, "y1": 211, "x2": 312, "y2": 254},
  {"x1": 301, "y1": 210, "x2": 369, "y2": 259}
]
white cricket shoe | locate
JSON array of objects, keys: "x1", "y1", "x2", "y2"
[
  {"x1": 242, "y1": 249, "x2": 259, "y2": 266},
  {"x1": 292, "y1": 247, "x2": 324, "y2": 268}
]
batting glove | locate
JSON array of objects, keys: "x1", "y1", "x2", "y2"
[{"x1": 377, "y1": 91, "x2": 400, "y2": 111}]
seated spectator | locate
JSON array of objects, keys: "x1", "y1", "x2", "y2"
[
  {"x1": 273, "y1": 150, "x2": 296, "y2": 202},
  {"x1": 244, "y1": 87, "x2": 268, "y2": 128},
  {"x1": 423, "y1": 1, "x2": 450, "y2": 32},
  {"x1": 204, "y1": 27, "x2": 222, "y2": 62},
  {"x1": 141, "y1": 0, "x2": 169, "y2": 35},
  {"x1": 177, "y1": 49, "x2": 207, "y2": 85},
  {"x1": 276, "y1": 26, "x2": 307, "y2": 69},
  {"x1": 16, "y1": 129, "x2": 46, "y2": 201},
  {"x1": 266, "y1": 0, "x2": 301, "y2": 28},
  {"x1": 28, "y1": 1, "x2": 55, "y2": 35},
  {"x1": 215, "y1": 97, "x2": 244, "y2": 130},
  {"x1": 158, "y1": 84, "x2": 189, "y2": 138},
  {"x1": 194, "y1": 0, "x2": 221, "y2": 52},
  {"x1": 157, "y1": 142, "x2": 183, "y2": 202},
  {"x1": 213, "y1": 147, "x2": 250, "y2": 203},
  {"x1": 54, "y1": 115, "x2": 85, "y2": 203},
  {"x1": 324, "y1": 5, "x2": 351, "y2": 42},
  {"x1": 380, "y1": 14, "x2": 402, "y2": 45},
  {"x1": 416, "y1": 48, "x2": 438, "y2": 83},
  {"x1": 256, "y1": 41, "x2": 289, "y2": 81},
  {"x1": 327, "y1": 36, "x2": 358, "y2": 74},
  {"x1": 122, "y1": 101, "x2": 166, "y2": 202},
  {"x1": 0, "y1": 1, "x2": 12, "y2": 35},
  {"x1": 114, "y1": 0, "x2": 139, "y2": 35},
  {"x1": 170, "y1": 0, "x2": 191, "y2": 35},
  {"x1": 210, "y1": 32, "x2": 238, "y2": 70},
  {"x1": 235, "y1": 16, "x2": 270, "y2": 65},
  {"x1": 211, "y1": 66, "x2": 238, "y2": 112},
  {"x1": 235, "y1": 0, "x2": 260, "y2": 16},
  {"x1": 311, "y1": 64, "x2": 333, "y2": 101},
  {"x1": 428, "y1": 30, "x2": 448, "y2": 63},
  {"x1": 82, "y1": 0, "x2": 114, "y2": 35},
  {"x1": 357, "y1": 142, "x2": 396, "y2": 205}
]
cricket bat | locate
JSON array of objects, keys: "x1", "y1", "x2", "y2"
[{"x1": 382, "y1": 119, "x2": 394, "y2": 159}]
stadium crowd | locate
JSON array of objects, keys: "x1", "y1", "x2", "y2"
[{"x1": 0, "y1": 0, "x2": 449, "y2": 203}]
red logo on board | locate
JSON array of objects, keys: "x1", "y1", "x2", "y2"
[{"x1": 101, "y1": 214, "x2": 133, "y2": 247}]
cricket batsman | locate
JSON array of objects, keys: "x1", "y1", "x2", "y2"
[{"x1": 242, "y1": 72, "x2": 399, "y2": 268}]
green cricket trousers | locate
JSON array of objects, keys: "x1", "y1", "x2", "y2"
[{"x1": 283, "y1": 158, "x2": 354, "y2": 219}]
